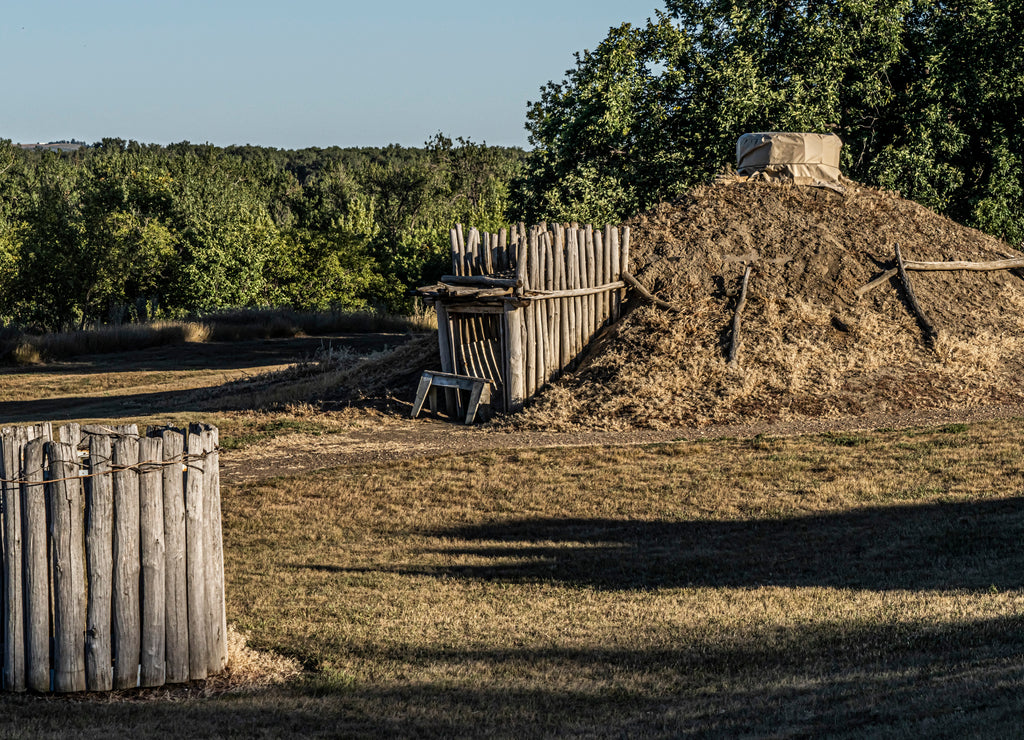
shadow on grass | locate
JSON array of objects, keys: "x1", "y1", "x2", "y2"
[
  {"x1": 1, "y1": 615, "x2": 1022, "y2": 737},
  {"x1": 0, "y1": 333, "x2": 403, "y2": 377},
  {"x1": 316, "y1": 497, "x2": 1024, "y2": 592}
]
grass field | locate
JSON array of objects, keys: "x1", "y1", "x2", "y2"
[{"x1": 2, "y1": 417, "x2": 1022, "y2": 737}]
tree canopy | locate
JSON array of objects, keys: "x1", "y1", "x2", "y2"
[
  {"x1": 516, "y1": 0, "x2": 1024, "y2": 244},
  {"x1": 0, "y1": 137, "x2": 522, "y2": 330}
]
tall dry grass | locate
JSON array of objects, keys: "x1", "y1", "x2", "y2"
[{"x1": 0, "y1": 308, "x2": 437, "y2": 365}]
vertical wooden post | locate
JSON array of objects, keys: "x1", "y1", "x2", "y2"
[
  {"x1": 603, "y1": 224, "x2": 613, "y2": 324},
  {"x1": 47, "y1": 440, "x2": 86, "y2": 693},
  {"x1": 533, "y1": 228, "x2": 547, "y2": 388},
  {"x1": 138, "y1": 435, "x2": 165, "y2": 687},
  {"x1": 515, "y1": 229, "x2": 528, "y2": 296},
  {"x1": 567, "y1": 229, "x2": 580, "y2": 360},
  {"x1": 466, "y1": 228, "x2": 480, "y2": 276},
  {"x1": 505, "y1": 306, "x2": 525, "y2": 411},
  {"x1": 595, "y1": 228, "x2": 607, "y2": 327},
  {"x1": 555, "y1": 226, "x2": 570, "y2": 371},
  {"x1": 201, "y1": 425, "x2": 227, "y2": 673},
  {"x1": 160, "y1": 430, "x2": 188, "y2": 683},
  {"x1": 85, "y1": 434, "x2": 114, "y2": 691},
  {"x1": 611, "y1": 227, "x2": 622, "y2": 319},
  {"x1": 112, "y1": 435, "x2": 141, "y2": 690},
  {"x1": 621, "y1": 226, "x2": 630, "y2": 288},
  {"x1": 1, "y1": 428, "x2": 26, "y2": 691},
  {"x1": 435, "y1": 303, "x2": 455, "y2": 374},
  {"x1": 449, "y1": 228, "x2": 460, "y2": 274},
  {"x1": 544, "y1": 231, "x2": 558, "y2": 383},
  {"x1": 585, "y1": 225, "x2": 597, "y2": 338},
  {"x1": 525, "y1": 229, "x2": 538, "y2": 398},
  {"x1": 22, "y1": 437, "x2": 49, "y2": 693},
  {"x1": 483, "y1": 231, "x2": 494, "y2": 274},
  {"x1": 185, "y1": 429, "x2": 208, "y2": 680},
  {"x1": 497, "y1": 227, "x2": 508, "y2": 271},
  {"x1": 455, "y1": 224, "x2": 466, "y2": 276}
]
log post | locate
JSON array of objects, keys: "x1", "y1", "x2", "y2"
[
  {"x1": 160, "y1": 429, "x2": 188, "y2": 683},
  {"x1": 47, "y1": 440, "x2": 87, "y2": 693},
  {"x1": 112, "y1": 435, "x2": 141, "y2": 690},
  {"x1": 728, "y1": 265, "x2": 752, "y2": 367},
  {"x1": 610, "y1": 228, "x2": 622, "y2": 320},
  {"x1": 895, "y1": 242, "x2": 939, "y2": 346},
  {"x1": 505, "y1": 306, "x2": 525, "y2": 411},
  {"x1": 85, "y1": 434, "x2": 114, "y2": 691},
  {"x1": 201, "y1": 424, "x2": 227, "y2": 673},
  {"x1": 138, "y1": 436, "x2": 165, "y2": 687},
  {"x1": 185, "y1": 429, "x2": 208, "y2": 680},
  {"x1": 1, "y1": 428, "x2": 26, "y2": 692},
  {"x1": 22, "y1": 437, "x2": 49, "y2": 692}
]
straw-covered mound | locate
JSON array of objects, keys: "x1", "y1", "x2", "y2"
[{"x1": 519, "y1": 181, "x2": 1024, "y2": 429}]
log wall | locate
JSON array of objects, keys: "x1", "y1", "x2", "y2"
[
  {"x1": 440, "y1": 222, "x2": 629, "y2": 411},
  {"x1": 0, "y1": 422, "x2": 226, "y2": 693}
]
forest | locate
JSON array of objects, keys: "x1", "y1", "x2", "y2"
[
  {"x1": 0, "y1": 136, "x2": 522, "y2": 331},
  {"x1": 3, "y1": 0, "x2": 1023, "y2": 333}
]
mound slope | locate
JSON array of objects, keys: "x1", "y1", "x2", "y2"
[{"x1": 520, "y1": 181, "x2": 1024, "y2": 429}]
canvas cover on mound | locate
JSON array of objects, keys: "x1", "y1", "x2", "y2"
[{"x1": 736, "y1": 132, "x2": 843, "y2": 185}]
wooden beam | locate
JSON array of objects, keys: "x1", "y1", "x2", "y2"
[
  {"x1": 856, "y1": 256, "x2": 1024, "y2": 298},
  {"x1": 895, "y1": 243, "x2": 939, "y2": 346},
  {"x1": 621, "y1": 272, "x2": 680, "y2": 312},
  {"x1": 727, "y1": 265, "x2": 752, "y2": 367}
]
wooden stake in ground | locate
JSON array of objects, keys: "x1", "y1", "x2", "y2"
[
  {"x1": 728, "y1": 265, "x2": 752, "y2": 367},
  {"x1": 894, "y1": 243, "x2": 939, "y2": 346}
]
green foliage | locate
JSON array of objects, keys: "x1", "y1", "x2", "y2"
[
  {"x1": 517, "y1": 0, "x2": 1024, "y2": 247},
  {"x1": 0, "y1": 137, "x2": 524, "y2": 328}
]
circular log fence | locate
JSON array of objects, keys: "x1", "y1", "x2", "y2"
[{"x1": 0, "y1": 422, "x2": 226, "y2": 693}]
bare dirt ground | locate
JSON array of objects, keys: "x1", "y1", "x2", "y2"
[{"x1": 0, "y1": 333, "x2": 408, "y2": 423}]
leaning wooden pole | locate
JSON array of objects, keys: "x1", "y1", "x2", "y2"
[
  {"x1": 728, "y1": 265, "x2": 752, "y2": 367},
  {"x1": 855, "y1": 256, "x2": 1024, "y2": 298},
  {"x1": 895, "y1": 243, "x2": 939, "y2": 345}
]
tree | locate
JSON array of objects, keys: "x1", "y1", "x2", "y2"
[{"x1": 516, "y1": 0, "x2": 1024, "y2": 246}]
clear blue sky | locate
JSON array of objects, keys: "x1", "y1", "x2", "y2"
[{"x1": 2, "y1": 0, "x2": 662, "y2": 150}]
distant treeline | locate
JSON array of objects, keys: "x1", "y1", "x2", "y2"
[{"x1": 0, "y1": 136, "x2": 523, "y2": 331}]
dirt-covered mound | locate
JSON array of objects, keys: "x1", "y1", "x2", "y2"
[{"x1": 520, "y1": 181, "x2": 1024, "y2": 429}]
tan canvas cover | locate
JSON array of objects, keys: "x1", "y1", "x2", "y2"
[{"x1": 736, "y1": 132, "x2": 843, "y2": 186}]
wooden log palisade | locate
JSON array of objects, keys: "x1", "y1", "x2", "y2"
[
  {"x1": 418, "y1": 222, "x2": 630, "y2": 413},
  {"x1": 0, "y1": 422, "x2": 227, "y2": 693}
]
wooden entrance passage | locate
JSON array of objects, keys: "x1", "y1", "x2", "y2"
[{"x1": 417, "y1": 222, "x2": 630, "y2": 414}]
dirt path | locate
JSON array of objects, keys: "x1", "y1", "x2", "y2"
[
  {"x1": 4, "y1": 333, "x2": 1023, "y2": 485},
  {"x1": 218, "y1": 402, "x2": 1024, "y2": 483}
]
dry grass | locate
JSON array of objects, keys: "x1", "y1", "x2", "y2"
[
  {"x1": 208, "y1": 333, "x2": 439, "y2": 411},
  {"x1": 0, "y1": 308, "x2": 436, "y2": 365},
  {"x1": 2, "y1": 418, "x2": 1024, "y2": 736},
  {"x1": 225, "y1": 417, "x2": 1024, "y2": 736}
]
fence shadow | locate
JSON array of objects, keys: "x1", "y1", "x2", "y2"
[{"x1": 385, "y1": 496, "x2": 1024, "y2": 592}]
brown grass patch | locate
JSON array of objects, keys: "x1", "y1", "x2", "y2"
[{"x1": 0, "y1": 308, "x2": 436, "y2": 365}]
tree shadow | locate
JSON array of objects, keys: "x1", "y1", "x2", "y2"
[
  {"x1": 325, "y1": 497, "x2": 1024, "y2": 592},
  {"x1": 3, "y1": 614, "x2": 1021, "y2": 737}
]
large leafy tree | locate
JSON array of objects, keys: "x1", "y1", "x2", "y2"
[{"x1": 517, "y1": 0, "x2": 1024, "y2": 245}]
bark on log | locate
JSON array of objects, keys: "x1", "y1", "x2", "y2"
[
  {"x1": 85, "y1": 434, "x2": 114, "y2": 691},
  {"x1": 895, "y1": 243, "x2": 939, "y2": 345},
  {"x1": 22, "y1": 437, "x2": 49, "y2": 692},
  {"x1": 728, "y1": 265, "x2": 752, "y2": 367},
  {"x1": 855, "y1": 256, "x2": 1024, "y2": 298},
  {"x1": 621, "y1": 272, "x2": 681, "y2": 312}
]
